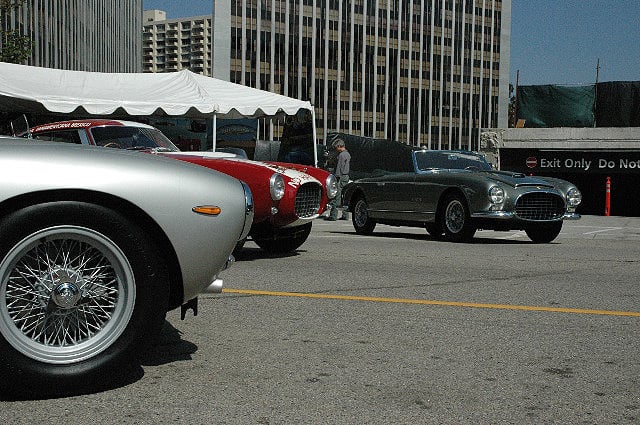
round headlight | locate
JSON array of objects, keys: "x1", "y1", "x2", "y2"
[
  {"x1": 489, "y1": 186, "x2": 505, "y2": 204},
  {"x1": 326, "y1": 174, "x2": 338, "y2": 199},
  {"x1": 269, "y1": 173, "x2": 285, "y2": 201},
  {"x1": 567, "y1": 187, "x2": 582, "y2": 207}
]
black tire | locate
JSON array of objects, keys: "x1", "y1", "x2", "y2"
[
  {"x1": 351, "y1": 196, "x2": 376, "y2": 235},
  {"x1": 253, "y1": 223, "x2": 312, "y2": 253},
  {"x1": 525, "y1": 222, "x2": 563, "y2": 243},
  {"x1": 439, "y1": 193, "x2": 476, "y2": 242},
  {"x1": 0, "y1": 202, "x2": 168, "y2": 398},
  {"x1": 232, "y1": 237, "x2": 247, "y2": 255}
]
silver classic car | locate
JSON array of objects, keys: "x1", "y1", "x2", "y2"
[
  {"x1": 0, "y1": 139, "x2": 253, "y2": 397},
  {"x1": 342, "y1": 150, "x2": 581, "y2": 243}
]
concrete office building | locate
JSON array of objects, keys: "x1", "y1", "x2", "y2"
[
  {"x1": 142, "y1": 1, "x2": 511, "y2": 148},
  {"x1": 142, "y1": 10, "x2": 212, "y2": 76},
  {"x1": 210, "y1": 0, "x2": 511, "y2": 148},
  {"x1": 2, "y1": 0, "x2": 142, "y2": 72}
]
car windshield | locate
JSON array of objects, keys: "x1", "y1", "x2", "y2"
[
  {"x1": 414, "y1": 151, "x2": 493, "y2": 172},
  {"x1": 91, "y1": 126, "x2": 179, "y2": 151}
]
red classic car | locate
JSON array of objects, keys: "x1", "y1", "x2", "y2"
[{"x1": 27, "y1": 119, "x2": 337, "y2": 253}]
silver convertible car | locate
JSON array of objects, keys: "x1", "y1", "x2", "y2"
[
  {"x1": 342, "y1": 150, "x2": 581, "y2": 243},
  {"x1": 0, "y1": 139, "x2": 253, "y2": 398}
]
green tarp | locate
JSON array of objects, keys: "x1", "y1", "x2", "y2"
[
  {"x1": 516, "y1": 84, "x2": 596, "y2": 128},
  {"x1": 595, "y1": 81, "x2": 640, "y2": 127}
]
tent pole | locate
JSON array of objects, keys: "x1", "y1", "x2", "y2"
[
  {"x1": 212, "y1": 113, "x2": 217, "y2": 151},
  {"x1": 311, "y1": 108, "x2": 318, "y2": 167},
  {"x1": 270, "y1": 118, "x2": 274, "y2": 141}
]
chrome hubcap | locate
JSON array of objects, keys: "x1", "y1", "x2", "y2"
[{"x1": 48, "y1": 269, "x2": 83, "y2": 309}]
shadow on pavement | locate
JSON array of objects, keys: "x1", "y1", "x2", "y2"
[
  {"x1": 139, "y1": 320, "x2": 198, "y2": 366},
  {"x1": 0, "y1": 321, "x2": 196, "y2": 401},
  {"x1": 233, "y1": 245, "x2": 304, "y2": 262},
  {"x1": 327, "y1": 230, "x2": 531, "y2": 244}
]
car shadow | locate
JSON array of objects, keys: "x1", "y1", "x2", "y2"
[
  {"x1": 233, "y1": 245, "x2": 304, "y2": 261},
  {"x1": 327, "y1": 230, "x2": 533, "y2": 244},
  {"x1": 139, "y1": 320, "x2": 198, "y2": 366},
  {"x1": 461, "y1": 235, "x2": 534, "y2": 245},
  {"x1": 330, "y1": 230, "x2": 428, "y2": 241},
  {"x1": 0, "y1": 321, "x2": 196, "y2": 401}
]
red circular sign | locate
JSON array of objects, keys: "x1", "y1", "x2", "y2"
[{"x1": 526, "y1": 157, "x2": 537, "y2": 168}]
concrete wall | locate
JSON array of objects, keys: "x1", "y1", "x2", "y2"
[
  {"x1": 481, "y1": 128, "x2": 640, "y2": 216},
  {"x1": 481, "y1": 127, "x2": 640, "y2": 170},
  {"x1": 498, "y1": 128, "x2": 640, "y2": 149}
]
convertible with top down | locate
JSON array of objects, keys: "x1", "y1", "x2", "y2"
[{"x1": 342, "y1": 149, "x2": 582, "y2": 243}]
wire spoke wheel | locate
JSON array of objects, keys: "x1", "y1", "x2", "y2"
[
  {"x1": 439, "y1": 193, "x2": 476, "y2": 242},
  {"x1": 0, "y1": 225, "x2": 135, "y2": 365},
  {"x1": 353, "y1": 199, "x2": 369, "y2": 228},
  {"x1": 352, "y1": 197, "x2": 376, "y2": 234},
  {"x1": 444, "y1": 199, "x2": 466, "y2": 234}
]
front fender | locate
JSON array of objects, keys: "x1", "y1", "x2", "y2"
[{"x1": 342, "y1": 182, "x2": 358, "y2": 207}]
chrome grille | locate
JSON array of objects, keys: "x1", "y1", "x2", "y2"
[
  {"x1": 515, "y1": 192, "x2": 565, "y2": 221},
  {"x1": 295, "y1": 182, "x2": 322, "y2": 218}
]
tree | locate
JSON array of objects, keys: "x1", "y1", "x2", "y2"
[{"x1": 0, "y1": 0, "x2": 33, "y2": 63}]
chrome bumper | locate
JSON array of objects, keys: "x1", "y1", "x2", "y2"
[
  {"x1": 471, "y1": 211, "x2": 581, "y2": 221},
  {"x1": 203, "y1": 278, "x2": 224, "y2": 294},
  {"x1": 202, "y1": 254, "x2": 235, "y2": 294},
  {"x1": 181, "y1": 255, "x2": 233, "y2": 319},
  {"x1": 471, "y1": 211, "x2": 515, "y2": 219}
]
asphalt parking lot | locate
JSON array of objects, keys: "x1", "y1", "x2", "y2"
[{"x1": 1, "y1": 215, "x2": 639, "y2": 424}]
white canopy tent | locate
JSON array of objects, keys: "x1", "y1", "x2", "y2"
[{"x1": 0, "y1": 62, "x2": 318, "y2": 164}]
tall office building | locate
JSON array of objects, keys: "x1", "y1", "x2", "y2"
[
  {"x1": 2, "y1": 0, "x2": 142, "y2": 72},
  {"x1": 213, "y1": 0, "x2": 511, "y2": 149},
  {"x1": 142, "y1": 10, "x2": 212, "y2": 75},
  {"x1": 142, "y1": 1, "x2": 511, "y2": 149}
]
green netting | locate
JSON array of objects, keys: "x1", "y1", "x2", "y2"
[{"x1": 516, "y1": 84, "x2": 595, "y2": 127}]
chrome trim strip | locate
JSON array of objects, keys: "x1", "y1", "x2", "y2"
[{"x1": 240, "y1": 181, "x2": 254, "y2": 240}]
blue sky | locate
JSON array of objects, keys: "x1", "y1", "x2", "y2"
[
  {"x1": 143, "y1": 0, "x2": 640, "y2": 86},
  {"x1": 510, "y1": 0, "x2": 640, "y2": 85},
  {"x1": 143, "y1": 0, "x2": 212, "y2": 18}
]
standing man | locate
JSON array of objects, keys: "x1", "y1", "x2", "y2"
[{"x1": 327, "y1": 138, "x2": 351, "y2": 221}]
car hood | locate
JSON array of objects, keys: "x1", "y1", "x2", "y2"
[
  {"x1": 482, "y1": 170, "x2": 556, "y2": 189},
  {"x1": 158, "y1": 151, "x2": 321, "y2": 186}
]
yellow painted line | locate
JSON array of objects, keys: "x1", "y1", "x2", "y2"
[{"x1": 222, "y1": 288, "x2": 640, "y2": 318}]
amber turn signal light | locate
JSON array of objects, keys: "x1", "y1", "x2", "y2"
[{"x1": 192, "y1": 206, "x2": 222, "y2": 216}]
